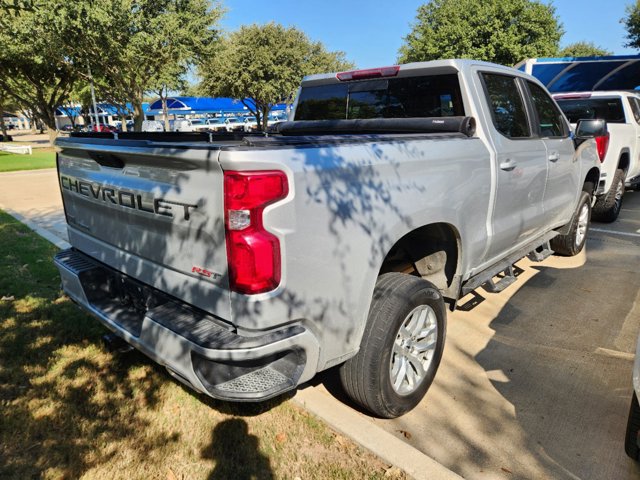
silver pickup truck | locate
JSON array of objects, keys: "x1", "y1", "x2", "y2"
[{"x1": 54, "y1": 60, "x2": 603, "y2": 418}]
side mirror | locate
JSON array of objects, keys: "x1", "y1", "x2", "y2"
[{"x1": 575, "y1": 118, "x2": 607, "y2": 139}]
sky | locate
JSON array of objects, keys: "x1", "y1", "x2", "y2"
[{"x1": 219, "y1": 0, "x2": 636, "y2": 69}]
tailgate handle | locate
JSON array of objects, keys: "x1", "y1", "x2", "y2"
[{"x1": 89, "y1": 151, "x2": 125, "y2": 169}]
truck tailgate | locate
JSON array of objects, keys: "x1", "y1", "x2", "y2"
[{"x1": 56, "y1": 138, "x2": 232, "y2": 320}]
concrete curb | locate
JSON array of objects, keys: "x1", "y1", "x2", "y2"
[
  {"x1": 1, "y1": 206, "x2": 70, "y2": 250},
  {"x1": 294, "y1": 387, "x2": 463, "y2": 480}
]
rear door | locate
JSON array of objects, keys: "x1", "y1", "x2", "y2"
[
  {"x1": 524, "y1": 80, "x2": 578, "y2": 226},
  {"x1": 479, "y1": 72, "x2": 548, "y2": 262}
]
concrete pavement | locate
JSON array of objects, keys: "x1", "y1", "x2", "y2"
[{"x1": 1, "y1": 167, "x2": 639, "y2": 479}]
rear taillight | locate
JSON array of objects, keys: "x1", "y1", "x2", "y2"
[
  {"x1": 595, "y1": 133, "x2": 610, "y2": 163},
  {"x1": 224, "y1": 170, "x2": 288, "y2": 294}
]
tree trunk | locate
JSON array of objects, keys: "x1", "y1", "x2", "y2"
[
  {"x1": 261, "y1": 105, "x2": 270, "y2": 131},
  {"x1": 0, "y1": 114, "x2": 7, "y2": 141},
  {"x1": 0, "y1": 93, "x2": 8, "y2": 139},
  {"x1": 47, "y1": 126, "x2": 59, "y2": 145},
  {"x1": 161, "y1": 87, "x2": 170, "y2": 132},
  {"x1": 133, "y1": 100, "x2": 144, "y2": 132},
  {"x1": 40, "y1": 109, "x2": 59, "y2": 145}
]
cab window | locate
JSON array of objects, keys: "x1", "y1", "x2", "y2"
[{"x1": 481, "y1": 73, "x2": 530, "y2": 138}]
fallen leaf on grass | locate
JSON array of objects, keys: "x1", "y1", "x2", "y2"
[
  {"x1": 167, "y1": 467, "x2": 179, "y2": 480},
  {"x1": 385, "y1": 466, "x2": 403, "y2": 477},
  {"x1": 334, "y1": 434, "x2": 347, "y2": 447}
]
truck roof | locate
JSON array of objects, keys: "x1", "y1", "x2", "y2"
[{"x1": 301, "y1": 59, "x2": 530, "y2": 86}]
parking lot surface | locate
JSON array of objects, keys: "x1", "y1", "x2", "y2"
[
  {"x1": 348, "y1": 191, "x2": 640, "y2": 479},
  {"x1": 1, "y1": 167, "x2": 640, "y2": 479}
]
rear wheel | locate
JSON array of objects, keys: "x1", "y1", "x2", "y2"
[
  {"x1": 339, "y1": 273, "x2": 446, "y2": 418},
  {"x1": 625, "y1": 392, "x2": 640, "y2": 461},
  {"x1": 593, "y1": 169, "x2": 625, "y2": 222},
  {"x1": 551, "y1": 191, "x2": 591, "y2": 256}
]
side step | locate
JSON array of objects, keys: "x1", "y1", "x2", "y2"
[
  {"x1": 461, "y1": 231, "x2": 557, "y2": 297},
  {"x1": 482, "y1": 265, "x2": 516, "y2": 293},
  {"x1": 527, "y1": 241, "x2": 554, "y2": 262}
]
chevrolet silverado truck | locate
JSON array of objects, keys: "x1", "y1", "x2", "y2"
[
  {"x1": 54, "y1": 60, "x2": 603, "y2": 418},
  {"x1": 554, "y1": 91, "x2": 640, "y2": 222}
]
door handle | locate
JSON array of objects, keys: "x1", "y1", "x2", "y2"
[
  {"x1": 548, "y1": 152, "x2": 560, "y2": 162},
  {"x1": 500, "y1": 158, "x2": 517, "y2": 171}
]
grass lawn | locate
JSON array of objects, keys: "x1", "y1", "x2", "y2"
[
  {"x1": 0, "y1": 148, "x2": 56, "y2": 172},
  {"x1": 0, "y1": 210, "x2": 405, "y2": 480}
]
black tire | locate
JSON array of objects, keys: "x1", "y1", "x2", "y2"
[
  {"x1": 625, "y1": 392, "x2": 640, "y2": 461},
  {"x1": 551, "y1": 191, "x2": 591, "y2": 256},
  {"x1": 339, "y1": 272, "x2": 446, "y2": 418},
  {"x1": 593, "y1": 169, "x2": 625, "y2": 222}
]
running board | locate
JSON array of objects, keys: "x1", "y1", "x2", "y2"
[{"x1": 461, "y1": 231, "x2": 557, "y2": 297}]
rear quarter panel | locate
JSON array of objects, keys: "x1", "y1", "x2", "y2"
[{"x1": 218, "y1": 136, "x2": 491, "y2": 368}]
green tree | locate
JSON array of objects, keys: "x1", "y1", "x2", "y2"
[
  {"x1": 398, "y1": 0, "x2": 563, "y2": 66},
  {"x1": 199, "y1": 23, "x2": 354, "y2": 130},
  {"x1": 558, "y1": 41, "x2": 612, "y2": 57},
  {"x1": 623, "y1": 1, "x2": 640, "y2": 49},
  {"x1": 0, "y1": 0, "x2": 79, "y2": 143},
  {"x1": 74, "y1": 0, "x2": 223, "y2": 131}
]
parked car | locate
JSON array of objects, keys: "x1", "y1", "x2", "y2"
[
  {"x1": 55, "y1": 60, "x2": 601, "y2": 418},
  {"x1": 626, "y1": 334, "x2": 640, "y2": 461},
  {"x1": 172, "y1": 119, "x2": 195, "y2": 132},
  {"x1": 92, "y1": 124, "x2": 118, "y2": 133},
  {"x1": 223, "y1": 117, "x2": 243, "y2": 132},
  {"x1": 60, "y1": 125, "x2": 75, "y2": 132},
  {"x1": 243, "y1": 117, "x2": 258, "y2": 132},
  {"x1": 554, "y1": 91, "x2": 640, "y2": 222},
  {"x1": 141, "y1": 120, "x2": 164, "y2": 132},
  {"x1": 198, "y1": 118, "x2": 227, "y2": 133}
]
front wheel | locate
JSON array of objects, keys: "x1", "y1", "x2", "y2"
[
  {"x1": 339, "y1": 273, "x2": 446, "y2": 418},
  {"x1": 551, "y1": 191, "x2": 591, "y2": 256}
]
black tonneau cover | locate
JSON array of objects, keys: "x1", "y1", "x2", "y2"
[{"x1": 274, "y1": 116, "x2": 476, "y2": 137}]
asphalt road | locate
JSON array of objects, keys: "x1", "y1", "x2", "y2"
[{"x1": 1, "y1": 168, "x2": 639, "y2": 479}]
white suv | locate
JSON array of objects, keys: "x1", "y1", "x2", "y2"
[{"x1": 554, "y1": 91, "x2": 640, "y2": 222}]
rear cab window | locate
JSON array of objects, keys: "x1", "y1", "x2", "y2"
[
  {"x1": 294, "y1": 74, "x2": 465, "y2": 120},
  {"x1": 526, "y1": 81, "x2": 569, "y2": 138},
  {"x1": 555, "y1": 96, "x2": 627, "y2": 124}
]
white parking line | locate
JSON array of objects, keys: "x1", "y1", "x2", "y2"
[{"x1": 590, "y1": 227, "x2": 640, "y2": 238}]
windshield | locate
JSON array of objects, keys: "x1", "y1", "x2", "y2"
[
  {"x1": 294, "y1": 73, "x2": 464, "y2": 120},
  {"x1": 555, "y1": 97, "x2": 627, "y2": 124}
]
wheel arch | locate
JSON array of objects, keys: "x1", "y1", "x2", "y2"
[
  {"x1": 378, "y1": 222, "x2": 462, "y2": 300},
  {"x1": 583, "y1": 166, "x2": 600, "y2": 195},
  {"x1": 618, "y1": 150, "x2": 631, "y2": 174}
]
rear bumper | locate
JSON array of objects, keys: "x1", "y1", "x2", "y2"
[{"x1": 54, "y1": 248, "x2": 320, "y2": 402}]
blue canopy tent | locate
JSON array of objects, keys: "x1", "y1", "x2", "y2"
[
  {"x1": 145, "y1": 96, "x2": 288, "y2": 117},
  {"x1": 517, "y1": 55, "x2": 640, "y2": 92}
]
